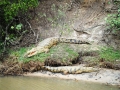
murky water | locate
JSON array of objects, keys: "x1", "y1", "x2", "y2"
[{"x1": 0, "y1": 76, "x2": 119, "y2": 90}]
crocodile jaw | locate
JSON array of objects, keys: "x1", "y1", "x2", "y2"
[{"x1": 24, "y1": 48, "x2": 38, "y2": 57}]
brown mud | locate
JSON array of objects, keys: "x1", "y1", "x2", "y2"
[{"x1": 0, "y1": 60, "x2": 44, "y2": 76}]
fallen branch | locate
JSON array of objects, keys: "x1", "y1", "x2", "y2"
[{"x1": 25, "y1": 19, "x2": 36, "y2": 36}]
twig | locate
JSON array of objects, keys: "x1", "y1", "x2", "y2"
[{"x1": 25, "y1": 19, "x2": 36, "y2": 36}]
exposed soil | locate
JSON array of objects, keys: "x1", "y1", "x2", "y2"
[{"x1": 0, "y1": 60, "x2": 44, "y2": 76}]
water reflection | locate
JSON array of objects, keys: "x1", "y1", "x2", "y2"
[{"x1": 0, "y1": 76, "x2": 119, "y2": 90}]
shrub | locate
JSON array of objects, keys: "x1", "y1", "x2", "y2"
[
  {"x1": 106, "y1": 1, "x2": 120, "y2": 33},
  {"x1": 0, "y1": 0, "x2": 39, "y2": 53}
]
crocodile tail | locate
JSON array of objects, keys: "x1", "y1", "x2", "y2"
[{"x1": 59, "y1": 38, "x2": 90, "y2": 44}]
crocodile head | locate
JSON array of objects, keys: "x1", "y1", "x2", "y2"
[{"x1": 24, "y1": 48, "x2": 38, "y2": 58}]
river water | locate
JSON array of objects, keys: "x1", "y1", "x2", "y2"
[{"x1": 0, "y1": 76, "x2": 119, "y2": 90}]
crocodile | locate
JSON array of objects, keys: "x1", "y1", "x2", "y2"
[
  {"x1": 43, "y1": 66, "x2": 99, "y2": 74},
  {"x1": 24, "y1": 37, "x2": 90, "y2": 57}
]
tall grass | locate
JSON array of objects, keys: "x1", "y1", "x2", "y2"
[{"x1": 99, "y1": 47, "x2": 120, "y2": 61}]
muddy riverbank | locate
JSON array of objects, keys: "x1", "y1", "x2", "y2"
[
  {"x1": 0, "y1": 59, "x2": 120, "y2": 86},
  {"x1": 25, "y1": 68, "x2": 120, "y2": 86}
]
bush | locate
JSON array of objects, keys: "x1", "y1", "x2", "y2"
[
  {"x1": 106, "y1": 1, "x2": 120, "y2": 33},
  {"x1": 0, "y1": 0, "x2": 39, "y2": 53}
]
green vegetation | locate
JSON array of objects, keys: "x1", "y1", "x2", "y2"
[
  {"x1": 99, "y1": 47, "x2": 120, "y2": 61},
  {"x1": 106, "y1": 1, "x2": 120, "y2": 33},
  {"x1": 0, "y1": 0, "x2": 39, "y2": 53},
  {"x1": 9, "y1": 46, "x2": 51, "y2": 62},
  {"x1": 9, "y1": 43, "x2": 79, "y2": 63},
  {"x1": 103, "y1": 1, "x2": 120, "y2": 61}
]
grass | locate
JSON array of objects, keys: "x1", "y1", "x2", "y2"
[
  {"x1": 99, "y1": 47, "x2": 120, "y2": 61},
  {"x1": 9, "y1": 43, "x2": 79, "y2": 63}
]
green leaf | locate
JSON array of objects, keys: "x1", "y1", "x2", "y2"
[
  {"x1": 16, "y1": 23, "x2": 23, "y2": 30},
  {"x1": 11, "y1": 26, "x2": 14, "y2": 29}
]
